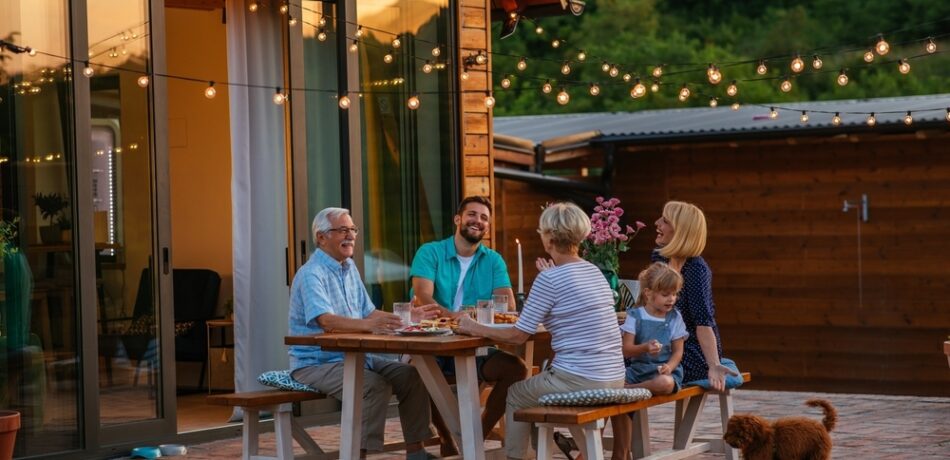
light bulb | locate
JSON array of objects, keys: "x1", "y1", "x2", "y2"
[
  {"x1": 83, "y1": 65, "x2": 94, "y2": 77},
  {"x1": 678, "y1": 85, "x2": 690, "y2": 101},
  {"x1": 601, "y1": 62, "x2": 611, "y2": 72},
  {"x1": 863, "y1": 49, "x2": 874, "y2": 62},
  {"x1": 407, "y1": 95, "x2": 420, "y2": 110},
  {"x1": 780, "y1": 78, "x2": 792, "y2": 92},
  {"x1": 731, "y1": 102, "x2": 740, "y2": 111},
  {"x1": 248, "y1": 2, "x2": 258, "y2": 12},
  {"x1": 709, "y1": 98, "x2": 718, "y2": 108},
  {"x1": 652, "y1": 65, "x2": 663, "y2": 78},
  {"x1": 631, "y1": 80, "x2": 646, "y2": 98},
  {"x1": 535, "y1": 26, "x2": 543, "y2": 34},
  {"x1": 556, "y1": 88, "x2": 570, "y2": 105},
  {"x1": 137, "y1": 75, "x2": 149, "y2": 87},
  {"x1": 832, "y1": 113, "x2": 842, "y2": 126},
  {"x1": 707, "y1": 65, "x2": 722, "y2": 84},
  {"x1": 903, "y1": 111, "x2": 913, "y2": 125},
  {"x1": 27, "y1": 47, "x2": 36, "y2": 57},
  {"x1": 349, "y1": 41, "x2": 358, "y2": 53},
  {"x1": 273, "y1": 89, "x2": 286, "y2": 105},
  {"x1": 800, "y1": 111, "x2": 809, "y2": 123},
  {"x1": 898, "y1": 59, "x2": 910, "y2": 74},
  {"x1": 875, "y1": 35, "x2": 889, "y2": 55},
  {"x1": 288, "y1": 16, "x2": 297, "y2": 26},
  {"x1": 317, "y1": 30, "x2": 327, "y2": 41},
  {"x1": 202, "y1": 82, "x2": 216, "y2": 98},
  {"x1": 355, "y1": 26, "x2": 364, "y2": 38},
  {"x1": 622, "y1": 73, "x2": 632, "y2": 82},
  {"x1": 589, "y1": 84, "x2": 600, "y2": 96},
  {"x1": 726, "y1": 81, "x2": 738, "y2": 96},
  {"x1": 812, "y1": 55, "x2": 823, "y2": 69},
  {"x1": 339, "y1": 95, "x2": 351, "y2": 109},
  {"x1": 577, "y1": 50, "x2": 587, "y2": 61},
  {"x1": 561, "y1": 62, "x2": 571, "y2": 75},
  {"x1": 837, "y1": 70, "x2": 849, "y2": 86},
  {"x1": 475, "y1": 53, "x2": 488, "y2": 65},
  {"x1": 926, "y1": 38, "x2": 937, "y2": 54},
  {"x1": 460, "y1": 71, "x2": 469, "y2": 81},
  {"x1": 432, "y1": 47, "x2": 441, "y2": 57},
  {"x1": 318, "y1": 17, "x2": 327, "y2": 27},
  {"x1": 609, "y1": 66, "x2": 619, "y2": 77},
  {"x1": 383, "y1": 52, "x2": 394, "y2": 64},
  {"x1": 790, "y1": 55, "x2": 804, "y2": 73},
  {"x1": 517, "y1": 58, "x2": 527, "y2": 71},
  {"x1": 279, "y1": 4, "x2": 288, "y2": 14},
  {"x1": 391, "y1": 37, "x2": 401, "y2": 49},
  {"x1": 756, "y1": 60, "x2": 768, "y2": 75},
  {"x1": 500, "y1": 76, "x2": 511, "y2": 89},
  {"x1": 551, "y1": 39, "x2": 560, "y2": 48},
  {"x1": 422, "y1": 61, "x2": 433, "y2": 74},
  {"x1": 484, "y1": 95, "x2": 495, "y2": 108},
  {"x1": 650, "y1": 81, "x2": 660, "y2": 92},
  {"x1": 542, "y1": 80, "x2": 552, "y2": 94},
  {"x1": 866, "y1": 113, "x2": 876, "y2": 126},
  {"x1": 769, "y1": 107, "x2": 778, "y2": 119}
]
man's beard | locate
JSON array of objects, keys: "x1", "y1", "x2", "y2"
[{"x1": 459, "y1": 225, "x2": 484, "y2": 244}]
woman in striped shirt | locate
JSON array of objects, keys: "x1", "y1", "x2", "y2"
[{"x1": 458, "y1": 202, "x2": 625, "y2": 459}]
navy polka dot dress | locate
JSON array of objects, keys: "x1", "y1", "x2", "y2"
[{"x1": 652, "y1": 251, "x2": 723, "y2": 383}]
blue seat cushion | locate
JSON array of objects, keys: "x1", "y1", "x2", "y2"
[
  {"x1": 257, "y1": 370, "x2": 320, "y2": 393},
  {"x1": 538, "y1": 387, "x2": 652, "y2": 406}
]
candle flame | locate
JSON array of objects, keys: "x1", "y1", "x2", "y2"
[{"x1": 515, "y1": 238, "x2": 520, "y2": 244}]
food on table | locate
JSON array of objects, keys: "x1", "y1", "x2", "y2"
[{"x1": 493, "y1": 312, "x2": 519, "y2": 324}]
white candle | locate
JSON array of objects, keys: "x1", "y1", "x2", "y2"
[{"x1": 516, "y1": 238, "x2": 524, "y2": 294}]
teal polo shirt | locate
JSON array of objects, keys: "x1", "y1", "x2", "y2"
[{"x1": 409, "y1": 236, "x2": 511, "y2": 311}]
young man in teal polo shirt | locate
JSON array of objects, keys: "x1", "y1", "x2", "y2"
[{"x1": 410, "y1": 196, "x2": 529, "y2": 451}]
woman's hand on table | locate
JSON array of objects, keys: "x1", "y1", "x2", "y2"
[
  {"x1": 535, "y1": 257, "x2": 555, "y2": 272},
  {"x1": 707, "y1": 363, "x2": 739, "y2": 392},
  {"x1": 366, "y1": 312, "x2": 404, "y2": 334}
]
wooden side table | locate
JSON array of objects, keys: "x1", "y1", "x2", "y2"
[{"x1": 206, "y1": 319, "x2": 234, "y2": 393}]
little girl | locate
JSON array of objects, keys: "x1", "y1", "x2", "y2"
[{"x1": 621, "y1": 261, "x2": 688, "y2": 394}]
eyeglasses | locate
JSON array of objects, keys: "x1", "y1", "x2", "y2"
[{"x1": 327, "y1": 226, "x2": 359, "y2": 236}]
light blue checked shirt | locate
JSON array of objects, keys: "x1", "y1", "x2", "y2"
[{"x1": 288, "y1": 249, "x2": 377, "y2": 370}]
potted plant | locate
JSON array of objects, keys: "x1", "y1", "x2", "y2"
[
  {"x1": 0, "y1": 410, "x2": 19, "y2": 460},
  {"x1": 579, "y1": 196, "x2": 646, "y2": 309},
  {"x1": 33, "y1": 192, "x2": 68, "y2": 244}
]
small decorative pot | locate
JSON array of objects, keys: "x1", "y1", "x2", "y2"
[{"x1": 0, "y1": 410, "x2": 21, "y2": 460}]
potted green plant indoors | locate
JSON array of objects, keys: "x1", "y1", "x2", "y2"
[{"x1": 33, "y1": 192, "x2": 68, "y2": 244}]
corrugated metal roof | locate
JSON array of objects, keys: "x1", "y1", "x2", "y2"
[{"x1": 494, "y1": 94, "x2": 950, "y2": 146}]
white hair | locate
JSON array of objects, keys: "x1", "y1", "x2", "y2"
[{"x1": 312, "y1": 207, "x2": 351, "y2": 244}]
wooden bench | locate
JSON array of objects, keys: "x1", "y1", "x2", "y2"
[{"x1": 514, "y1": 373, "x2": 752, "y2": 460}]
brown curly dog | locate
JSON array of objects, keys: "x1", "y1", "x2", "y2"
[{"x1": 723, "y1": 399, "x2": 836, "y2": 460}]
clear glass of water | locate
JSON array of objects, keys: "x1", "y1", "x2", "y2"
[
  {"x1": 492, "y1": 294, "x2": 508, "y2": 313},
  {"x1": 476, "y1": 300, "x2": 494, "y2": 324},
  {"x1": 393, "y1": 302, "x2": 412, "y2": 327}
]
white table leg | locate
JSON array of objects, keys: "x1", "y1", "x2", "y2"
[
  {"x1": 455, "y1": 354, "x2": 486, "y2": 460},
  {"x1": 340, "y1": 352, "x2": 365, "y2": 460},
  {"x1": 412, "y1": 355, "x2": 463, "y2": 445}
]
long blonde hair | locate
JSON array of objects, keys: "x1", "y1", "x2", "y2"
[
  {"x1": 657, "y1": 201, "x2": 707, "y2": 259},
  {"x1": 635, "y1": 262, "x2": 683, "y2": 306}
]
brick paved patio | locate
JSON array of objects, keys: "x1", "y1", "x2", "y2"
[{"x1": 160, "y1": 389, "x2": 950, "y2": 459}]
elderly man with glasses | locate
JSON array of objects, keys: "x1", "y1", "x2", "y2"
[{"x1": 288, "y1": 207, "x2": 436, "y2": 460}]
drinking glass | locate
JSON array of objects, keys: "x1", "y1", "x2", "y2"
[
  {"x1": 476, "y1": 300, "x2": 494, "y2": 324},
  {"x1": 393, "y1": 302, "x2": 412, "y2": 327},
  {"x1": 492, "y1": 294, "x2": 509, "y2": 313}
]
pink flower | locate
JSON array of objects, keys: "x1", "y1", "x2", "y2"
[{"x1": 635, "y1": 221, "x2": 646, "y2": 230}]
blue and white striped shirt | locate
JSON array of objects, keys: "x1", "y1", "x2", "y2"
[
  {"x1": 288, "y1": 249, "x2": 376, "y2": 370},
  {"x1": 515, "y1": 261, "x2": 625, "y2": 382}
]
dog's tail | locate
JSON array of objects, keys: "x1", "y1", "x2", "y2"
[{"x1": 806, "y1": 399, "x2": 837, "y2": 432}]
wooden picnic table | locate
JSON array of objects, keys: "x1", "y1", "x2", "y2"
[{"x1": 286, "y1": 330, "x2": 545, "y2": 460}]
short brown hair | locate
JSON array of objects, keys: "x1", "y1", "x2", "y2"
[{"x1": 457, "y1": 195, "x2": 492, "y2": 215}]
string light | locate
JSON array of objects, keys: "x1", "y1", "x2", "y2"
[
  {"x1": 383, "y1": 51, "x2": 394, "y2": 64},
  {"x1": 500, "y1": 75, "x2": 512, "y2": 89},
  {"x1": 535, "y1": 25, "x2": 543, "y2": 34},
  {"x1": 622, "y1": 73, "x2": 632, "y2": 82},
  {"x1": 431, "y1": 46, "x2": 441, "y2": 57},
  {"x1": 288, "y1": 16, "x2": 298, "y2": 26},
  {"x1": 726, "y1": 80, "x2": 738, "y2": 96},
  {"x1": 204, "y1": 81, "x2": 216, "y2": 99},
  {"x1": 630, "y1": 79, "x2": 646, "y2": 98},
  {"x1": 709, "y1": 97, "x2": 718, "y2": 108},
  {"x1": 391, "y1": 37, "x2": 401, "y2": 49},
  {"x1": 542, "y1": 80, "x2": 552, "y2": 94},
  {"x1": 248, "y1": 2, "x2": 258, "y2": 12},
  {"x1": 866, "y1": 112, "x2": 876, "y2": 126},
  {"x1": 273, "y1": 87, "x2": 286, "y2": 105},
  {"x1": 609, "y1": 66, "x2": 620, "y2": 78},
  {"x1": 650, "y1": 80, "x2": 660, "y2": 92},
  {"x1": 355, "y1": 26, "x2": 364, "y2": 38},
  {"x1": 756, "y1": 60, "x2": 768, "y2": 75},
  {"x1": 27, "y1": 47, "x2": 36, "y2": 57},
  {"x1": 318, "y1": 17, "x2": 327, "y2": 27},
  {"x1": 577, "y1": 50, "x2": 587, "y2": 61},
  {"x1": 339, "y1": 95, "x2": 351, "y2": 109},
  {"x1": 769, "y1": 107, "x2": 778, "y2": 119},
  {"x1": 898, "y1": 59, "x2": 911, "y2": 74},
  {"x1": 589, "y1": 84, "x2": 600, "y2": 96},
  {"x1": 812, "y1": 54, "x2": 823, "y2": 69},
  {"x1": 551, "y1": 39, "x2": 560, "y2": 48},
  {"x1": 279, "y1": 3, "x2": 288, "y2": 14},
  {"x1": 780, "y1": 77, "x2": 792, "y2": 92},
  {"x1": 863, "y1": 49, "x2": 874, "y2": 62},
  {"x1": 652, "y1": 65, "x2": 663, "y2": 78},
  {"x1": 317, "y1": 29, "x2": 328, "y2": 41},
  {"x1": 82, "y1": 61, "x2": 94, "y2": 77},
  {"x1": 422, "y1": 60, "x2": 433, "y2": 74},
  {"x1": 707, "y1": 64, "x2": 722, "y2": 84},
  {"x1": 903, "y1": 111, "x2": 913, "y2": 125},
  {"x1": 800, "y1": 111, "x2": 809, "y2": 123},
  {"x1": 837, "y1": 69, "x2": 849, "y2": 86},
  {"x1": 561, "y1": 61, "x2": 571, "y2": 75},
  {"x1": 832, "y1": 112, "x2": 842, "y2": 126},
  {"x1": 460, "y1": 71, "x2": 469, "y2": 81},
  {"x1": 474, "y1": 52, "x2": 488, "y2": 65},
  {"x1": 517, "y1": 57, "x2": 527, "y2": 71},
  {"x1": 556, "y1": 88, "x2": 570, "y2": 105},
  {"x1": 875, "y1": 34, "x2": 890, "y2": 55},
  {"x1": 136, "y1": 75, "x2": 149, "y2": 87},
  {"x1": 677, "y1": 85, "x2": 690, "y2": 101},
  {"x1": 601, "y1": 61, "x2": 611, "y2": 72},
  {"x1": 926, "y1": 37, "x2": 937, "y2": 54},
  {"x1": 349, "y1": 40, "x2": 358, "y2": 53},
  {"x1": 484, "y1": 95, "x2": 495, "y2": 108},
  {"x1": 731, "y1": 102, "x2": 740, "y2": 111},
  {"x1": 407, "y1": 95, "x2": 420, "y2": 110},
  {"x1": 790, "y1": 55, "x2": 804, "y2": 73}
]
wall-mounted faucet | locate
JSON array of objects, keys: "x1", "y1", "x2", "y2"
[{"x1": 842, "y1": 193, "x2": 869, "y2": 222}]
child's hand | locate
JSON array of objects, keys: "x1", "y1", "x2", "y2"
[
  {"x1": 657, "y1": 364, "x2": 671, "y2": 375},
  {"x1": 647, "y1": 339, "x2": 662, "y2": 356}
]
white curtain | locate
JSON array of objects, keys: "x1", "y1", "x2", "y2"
[{"x1": 226, "y1": 0, "x2": 290, "y2": 401}]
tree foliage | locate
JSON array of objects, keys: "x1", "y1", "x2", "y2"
[{"x1": 491, "y1": 0, "x2": 950, "y2": 116}]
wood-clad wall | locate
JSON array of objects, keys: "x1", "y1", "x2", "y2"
[{"x1": 497, "y1": 133, "x2": 950, "y2": 396}]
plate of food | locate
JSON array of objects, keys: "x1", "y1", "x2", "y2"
[
  {"x1": 396, "y1": 325, "x2": 452, "y2": 336},
  {"x1": 493, "y1": 312, "x2": 519, "y2": 324}
]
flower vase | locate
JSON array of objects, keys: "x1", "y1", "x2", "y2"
[{"x1": 600, "y1": 269, "x2": 621, "y2": 310}]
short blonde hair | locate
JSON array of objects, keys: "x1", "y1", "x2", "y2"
[
  {"x1": 538, "y1": 202, "x2": 591, "y2": 253},
  {"x1": 636, "y1": 262, "x2": 683, "y2": 306},
  {"x1": 658, "y1": 201, "x2": 707, "y2": 259}
]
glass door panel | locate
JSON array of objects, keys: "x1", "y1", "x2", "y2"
[{"x1": 0, "y1": 1, "x2": 81, "y2": 456}]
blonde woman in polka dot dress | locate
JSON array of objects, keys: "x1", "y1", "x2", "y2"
[{"x1": 652, "y1": 201, "x2": 738, "y2": 391}]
